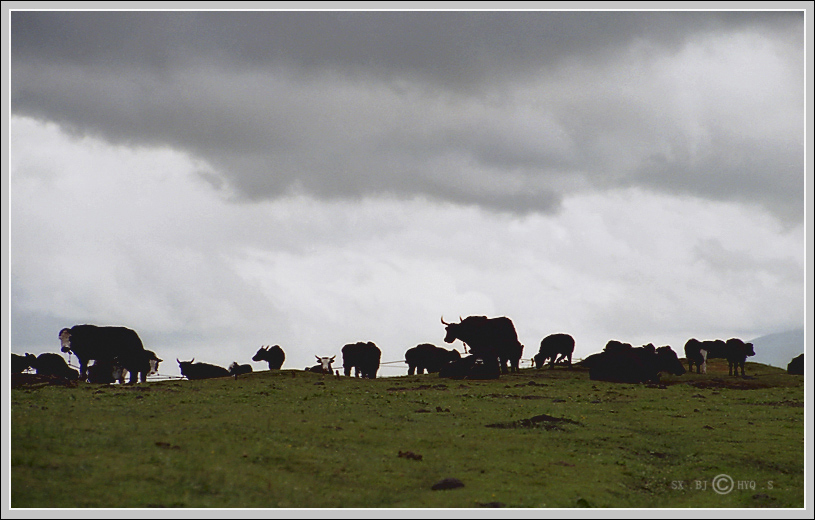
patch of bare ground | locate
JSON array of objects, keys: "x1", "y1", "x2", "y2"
[
  {"x1": 682, "y1": 378, "x2": 771, "y2": 390},
  {"x1": 11, "y1": 373, "x2": 78, "y2": 389},
  {"x1": 386, "y1": 384, "x2": 449, "y2": 392},
  {"x1": 485, "y1": 413, "x2": 580, "y2": 430}
]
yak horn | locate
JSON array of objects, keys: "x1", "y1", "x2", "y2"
[{"x1": 441, "y1": 316, "x2": 449, "y2": 325}]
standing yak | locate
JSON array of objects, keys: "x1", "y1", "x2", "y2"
[
  {"x1": 683, "y1": 338, "x2": 727, "y2": 374},
  {"x1": 122, "y1": 349, "x2": 163, "y2": 383},
  {"x1": 441, "y1": 316, "x2": 524, "y2": 375},
  {"x1": 84, "y1": 349, "x2": 161, "y2": 384},
  {"x1": 342, "y1": 342, "x2": 381, "y2": 378},
  {"x1": 59, "y1": 324, "x2": 149, "y2": 383},
  {"x1": 724, "y1": 338, "x2": 755, "y2": 377}
]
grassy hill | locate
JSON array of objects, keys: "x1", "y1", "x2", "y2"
[{"x1": 10, "y1": 359, "x2": 804, "y2": 509}]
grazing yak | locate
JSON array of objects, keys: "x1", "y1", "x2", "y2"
[
  {"x1": 59, "y1": 325, "x2": 150, "y2": 383},
  {"x1": 342, "y1": 342, "x2": 381, "y2": 378},
  {"x1": 177, "y1": 359, "x2": 231, "y2": 380},
  {"x1": 438, "y1": 354, "x2": 501, "y2": 380},
  {"x1": 29, "y1": 353, "x2": 80, "y2": 381},
  {"x1": 579, "y1": 341, "x2": 686, "y2": 384},
  {"x1": 228, "y1": 362, "x2": 253, "y2": 377},
  {"x1": 404, "y1": 343, "x2": 460, "y2": 375},
  {"x1": 534, "y1": 333, "x2": 575, "y2": 369},
  {"x1": 12, "y1": 353, "x2": 35, "y2": 374},
  {"x1": 252, "y1": 345, "x2": 285, "y2": 370},
  {"x1": 787, "y1": 354, "x2": 804, "y2": 375},
  {"x1": 441, "y1": 316, "x2": 524, "y2": 375}
]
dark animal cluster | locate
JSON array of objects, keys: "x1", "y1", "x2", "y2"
[
  {"x1": 11, "y1": 316, "x2": 800, "y2": 385},
  {"x1": 13, "y1": 325, "x2": 162, "y2": 384},
  {"x1": 438, "y1": 316, "x2": 525, "y2": 379},
  {"x1": 579, "y1": 341, "x2": 687, "y2": 384},
  {"x1": 683, "y1": 338, "x2": 757, "y2": 377}
]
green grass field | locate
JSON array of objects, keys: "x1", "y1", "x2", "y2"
[{"x1": 10, "y1": 359, "x2": 804, "y2": 508}]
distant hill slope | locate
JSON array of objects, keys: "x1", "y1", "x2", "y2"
[{"x1": 748, "y1": 328, "x2": 806, "y2": 368}]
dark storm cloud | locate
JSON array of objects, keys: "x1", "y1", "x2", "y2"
[
  {"x1": 11, "y1": 10, "x2": 799, "y2": 81},
  {"x1": 10, "y1": 10, "x2": 805, "y2": 220}
]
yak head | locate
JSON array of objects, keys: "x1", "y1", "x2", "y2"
[
  {"x1": 177, "y1": 358, "x2": 195, "y2": 375},
  {"x1": 59, "y1": 328, "x2": 73, "y2": 352},
  {"x1": 316, "y1": 355, "x2": 336, "y2": 374},
  {"x1": 253, "y1": 346, "x2": 270, "y2": 362},
  {"x1": 146, "y1": 351, "x2": 162, "y2": 375},
  {"x1": 441, "y1": 316, "x2": 465, "y2": 344}
]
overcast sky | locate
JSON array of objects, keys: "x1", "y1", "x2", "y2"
[{"x1": 7, "y1": 6, "x2": 809, "y2": 377}]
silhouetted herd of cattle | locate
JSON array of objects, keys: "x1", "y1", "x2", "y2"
[{"x1": 10, "y1": 316, "x2": 806, "y2": 385}]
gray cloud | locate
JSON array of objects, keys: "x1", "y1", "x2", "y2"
[
  {"x1": 10, "y1": 10, "x2": 805, "y2": 222},
  {"x1": 9, "y1": 113, "x2": 805, "y2": 372},
  {"x1": 11, "y1": 11, "x2": 800, "y2": 81}
]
